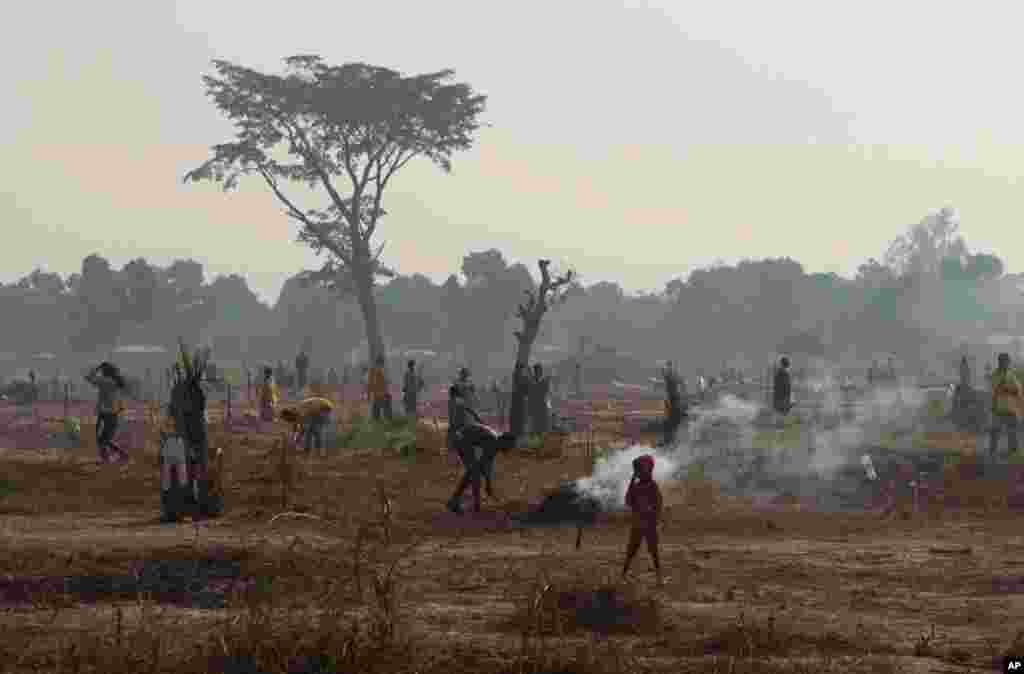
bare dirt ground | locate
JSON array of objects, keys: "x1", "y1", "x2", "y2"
[{"x1": 1, "y1": 402, "x2": 1022, "y2": 673}]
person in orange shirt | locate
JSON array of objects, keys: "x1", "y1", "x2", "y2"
[
  {"x1": 257, "y1": 366, "x2": 279, "y2": 422},
  {"x1": 367, "y1": 355, "x2": 389, "y2": 421}
]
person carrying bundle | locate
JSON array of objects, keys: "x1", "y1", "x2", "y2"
[
  {"x1": 84, "y1": 361, "x2": 129, "y2": 464},
  {"x1": 279, "y1": 396, "x2": 336, "y2": 454},
  {"x1": 446, "y1": 383, "x2": 516, "y2": 513}
]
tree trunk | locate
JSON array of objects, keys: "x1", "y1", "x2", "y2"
[
  {"x1": 510, "y1": 317, "x2": 541, "y2": 440},
  {"x1": 352, "y1": 258, "x2": 386, "y2": 364}
]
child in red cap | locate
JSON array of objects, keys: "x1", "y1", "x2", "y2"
[{"x1": 622, "y1": 454, "x2": 663, "y2": 585}]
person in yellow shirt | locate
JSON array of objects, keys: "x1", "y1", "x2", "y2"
[
  {"x1": 257, "y1": 366, "x2": 279, "y2": 422},
  {"x1": 366, "y1": 355, "x2": 389, "y2": 421},
  {"x1": 989, "y1": 352, "x2": 1021, "y2": 459},
  {"x1": 279, "y1": 396, "x2": 336, "y2": 453}
]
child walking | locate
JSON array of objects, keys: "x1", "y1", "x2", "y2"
[{"x1": 621, "y1": 454, "x2": 663, "y2": 585}]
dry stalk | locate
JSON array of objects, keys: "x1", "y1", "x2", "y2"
[{"x1": 379, "y1": 488, "x2": 393, "y2": 545}]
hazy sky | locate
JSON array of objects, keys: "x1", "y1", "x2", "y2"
[{"x1": 4, "y1": 0, "x2": 1024, "y2": 304}]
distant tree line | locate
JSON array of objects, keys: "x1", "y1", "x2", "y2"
[{"x1": 0, "y1": 208, "x2": 1017, "y2": 379}]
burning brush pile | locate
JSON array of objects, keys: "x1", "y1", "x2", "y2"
[{"x1": 509, "y1": 481, "x2": 603, "y2": 548}]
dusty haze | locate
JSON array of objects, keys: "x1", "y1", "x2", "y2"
[{"x1": 5, "y1": 1, "x2": 1024, "y2": 304}]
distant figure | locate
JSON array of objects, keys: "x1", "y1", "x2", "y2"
[
  {"x1": 985, "y1": 361, "x2": 993, "y2": 384},
  {"x1": 528, "y1": 363, "x2": 551, "y2": 435},
  {"x1": 886, "y1": 357, "x2": 897, "y2": 384},
  {"x1": 959, "y1": 356, "x2": 971, "y2": 389},
  {"x1": 868, "y1": 361, "x2": 878, "y2": 387},
  {"x1": 989, "y1": 352, "x2": 1021, "y2": 458},
  {"x1": 367, "y1": 355, "x2": 389, "y2": 421},
  {"x1": 28, "y1": 369, "x2": 38, "y2": 403},
  {"x1": 402, "y1": 359, "x2": 424, "y2": 418},
  {"x1": 257, "y1": 366, "x2": 279, "y2": 422},
  {"x1": 494, "y1": 376, "x2": 510, "y2": 428},
  {"x1": 574, "y1": 360, "x2": 583, "y2": 397},
  {"x1": 455, "y1": 367, "x2": 477, "y2": 409},
  {"x1": 327, "y1": 366, "x2": 339, "y2": 388},
  {"x1": 773, "y1": 357, "x2": 793, "y2": 416},
  {"x1": 621, "y1": 455, "x2": 663, "y2": 585},
  {"x1": 662, "y1": 361, "x2": 684, "y2": 446},
  {"x1": 84, "y1": 362, "x2": 128, "y2": 464},
  {"x1": 275, "y1": 361, "x2": 288, "y2": 396},
  {"x1": 342, "y1": 365, "x2": 352, "y2": 387},
  {"x1": 295, "y1": 351, "x2": 310, "y2": 393}
]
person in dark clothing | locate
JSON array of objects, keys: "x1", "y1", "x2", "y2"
[
  {"x1": 773, "y1": 357, "x2": 792, "y2": 416},
  {"x1": 84, "y1": 362, "x2": 128, "y2": 463},
  {"x1": 446, "y1": 384, "x2": 516, "y2": 514},
  {"x1": 402, "y1": 359, "x2": 424, "y2": 418},
  {"x1": 662, "y1": 361, "x2": 685, "y2": 446},
  {"x1": 528, "y1": 363, "x2": 551, "y2": 435},
  {"x1": 509, "y1": 361, "x2": 529, "y2": 441},
  {"x1": 295, "y1": 351, "x2": 310, "y2": 393},
  {"x1": 447, "y1": 370, "x2": 472, "y2": 449}
]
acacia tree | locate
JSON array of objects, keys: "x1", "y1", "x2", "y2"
[{"x1": 183, "y1": 56, "x2": 487, "y2": 362}]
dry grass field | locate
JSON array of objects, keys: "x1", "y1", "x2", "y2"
[{"x1": 1, "y1": 400, "x2": 1022, "y2": 673}]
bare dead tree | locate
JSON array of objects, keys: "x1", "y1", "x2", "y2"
[{"x1": 509, "y1": 260, "x2": 575, "y2": 439}]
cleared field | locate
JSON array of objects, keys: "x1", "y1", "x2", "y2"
[{"x1": 1, "y1": 401, "x2": 1022, "y2": 673}]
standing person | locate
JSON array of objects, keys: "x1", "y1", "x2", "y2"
[
  {"x1": 279, "y1": 396, "x2": 335, "y2": 454},
  {"x1": 447, "y1": 368, "x2": 472, "y2": 449},
  {"x1": 402, "y1": 359, "x2": 424, "y2": 418},
  {"x1": 989, "y1": 352, "x2": 1021, "y2": 459},
  {"x1": 295, "y1": 350, "x2": 310, "y2": 394},
  {"x1": 456, "y1": 367, "x2": 476, "y2": 409},
  {"x1": 327, "y1": 366, "x2": 339, "y2": 388},
  {"x1": 621, "y1": 454, "x2": 663, "y2": 585},
  {"x1": 257, "y1": 366, "x2": 279, "y2": 422},
  {"x1": 84, "y1": 362, "x2": 129, "y2": 464},
  {"x1": 528, "y1": 363, "x2": 551, "y2": 435},
  {"x1": 868, "y1": 361, "x2": 878, "y2": 387},
  {"x1": 662, "y1": 361, "x2": 684, "y2": 446},
  {"x1": 773, "y1": 357, "x2": 793, "y2": 417},
  {"x1": 959, "y1": 355, "x2": 971, "y2": 389},
  {"x1": 367, "y1": 355, "x2": 388, "y2": 421},
  {"x1": 574, "y1": 360, "x2": 583, "y2": 398},
  {"x1": 509, "y1": 361, "x2": 530, "y2": 442},
  {"x1": 886, "y1": 357, "x2": 898, "y2": 384}
]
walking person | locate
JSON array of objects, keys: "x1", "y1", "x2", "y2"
[
  {"x1": 989, "y1": 352, "x2": 1021, "y2": 459},
  {"x1": 84, "y1": 362, "x2": 129, "y2": 464},
  {"x1": 621, "y1": 454, "x2": 664, "y2": 585}
]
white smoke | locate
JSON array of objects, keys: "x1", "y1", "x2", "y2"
[{"x1": 573, "y1": 373, "x2": 934, "y2": 511}]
